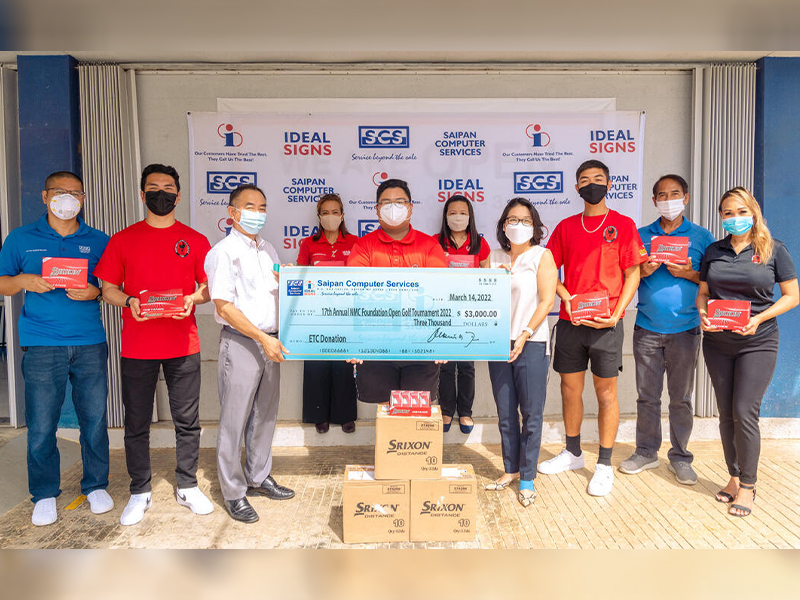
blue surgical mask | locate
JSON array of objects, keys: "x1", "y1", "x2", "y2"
[
  {"x1": 722, "y1": 216, "x2": 753, "y2": 236},
  {"x1": 235, "y1": 208, "x2": 267, "y2": 234}
]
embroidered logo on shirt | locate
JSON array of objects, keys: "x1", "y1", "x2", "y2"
[
  {"x1": 603, "y1": 226, "x2": 618, "y2": 243},
  {"x1": 752, "y1": 254, "x2": 761, "y2": 264},
  {"x1": 78, "y1": 245, "x2": 91, "y2": 254},
  {"x1": 175, "y1": 239, "x2": 190, "y2": 258}
]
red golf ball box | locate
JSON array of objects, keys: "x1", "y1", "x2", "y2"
[
  {"x1": 41, "y1": 257, "x2": 89, "y2": 289},
  {"x1": 649, "y1": 236, "x2": 690, "y2": 264},
  {"x1": 388, "y1": 390, "x2": 432, "y2": 417},
  {"x1": 707, "y1": 300, "x2": 751, "y2": 330},
  {"x1": 570, "y1": 292, "x2": 611, "y2": 322},
  {"x1": 138, "y1": 289, "x2": 185, "y2": 318}
]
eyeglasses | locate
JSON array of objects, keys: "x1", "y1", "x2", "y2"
[
  {"x1": 377, "y1": 200, "x2": 411, "y2": 208},
  {"x1": 47, "y1": 188, "x2": 85, "y2": 198},
  {"x1": 505, "y1": 217, "x2": 533, "y2": 226}
]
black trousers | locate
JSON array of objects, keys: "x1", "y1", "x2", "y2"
[
  {"x1": 438, "y1": 361, "x2": 475, "y2": 418},
  {"x1": 121, "y1": 353, "x2": 202, "y2": 494},
  {"x1": 355, "y1": 361, "x2": 440, "y2": 404},
  {"x1": 302, "y1": 360, "x2": 357, "y2": 424},
  {"x1": 703, "y1": 328, "x2": 779, "y2": 485}
]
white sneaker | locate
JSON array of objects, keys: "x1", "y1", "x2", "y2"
[
  {"x1": 588, "y1": 463, "x2": 615, "y2": 497},
  {"x1": 538, "y1": 448, "x2": 585, "y2": 475},
  {"x1": 120, "y1": 492, "x2": 152, "y2": 526},
  {"x1": 176, "y1": 486, "x2": 214, "y2": 515},
  {"x1": 31, "y1": 497, "x2": 57, "y2": 526},
  {"x1": 87, "y1": 489, "x2": 114, "y2": 514}
]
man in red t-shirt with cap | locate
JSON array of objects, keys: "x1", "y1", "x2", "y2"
[
  {"x1": 95, "y1": 164, "x2": 213, "y2": 525},
  {"x1": 538, "y1": 160, "x2": 648, "y2": 497}
]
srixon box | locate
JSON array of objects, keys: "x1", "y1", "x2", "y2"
[
  {"x1": 570, "y1": 291, "x2": 611, "y2": 321},
  {"x1": 388, "y1": 390, "x2": 432, "y2": 417},
  {"x1": 375, "y1": 405, "x2": 443, "y2": 480},
  {"x1": 649, "y1": 236, "x2": 690, "y2": 264},
  {"x1": 410, "y1": 464, "x2": 478, "y2": 542},
  {"x1": 342, "y1": 465, "x2": 409, "y2": 543},
  {"x1": 707, "y1": 300, "x2": 751, "y2": 330},
  {"x1": 41, "y1": 257, "x2": 89, "y2": 289},
  {"x1": 138, "y1": 289, "x2": 185, "y2": 317}
]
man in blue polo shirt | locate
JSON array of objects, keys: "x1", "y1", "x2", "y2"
[
  {"x1": 619, "y1": 174, "x2": 715, "y2": 485},
  {"x1": 0, "y1": 171, "x2": 112, "y2": 526}
]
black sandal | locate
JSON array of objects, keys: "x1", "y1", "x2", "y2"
[
  {"x1": 715, "y1": 490, "x2": 735, "y2": 503},
  {"x1": 729, "y1": 484, "x2": 756, "y2": 517}
]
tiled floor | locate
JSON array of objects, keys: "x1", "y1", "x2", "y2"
[{"x1": 1, "y1": 440, "x2": 799, "y2": 548}]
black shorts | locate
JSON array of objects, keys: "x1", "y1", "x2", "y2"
[
  {"x1": 355, "y1": 361, "x2": 440, "y2": 404},
  {"x1": 553, "y1": 319, "x2": 624, "y2": 378}
]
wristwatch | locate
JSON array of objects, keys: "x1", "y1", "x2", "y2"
[
  {"x1": 94, "y1": 292, "x2": 103, "y2": 301},
  {"x1": 125, "y1": 296, "x2": 135, "y2": 307},
  {"x1": 522, "y1": 327, "x2": 535, "y2": 337}
]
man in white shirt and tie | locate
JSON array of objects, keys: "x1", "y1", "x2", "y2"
[{"x1": 204, "y1": 183, "x2": 294, "y2": 523}]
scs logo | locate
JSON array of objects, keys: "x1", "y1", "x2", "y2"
[
  {"x1": 358, "y1": 219, "x2": 380, "y2": 236},
  {"x1": 513, "y1": 171, "x2": 563, "y2": 194},
  {"x1": 206, "y1": 171, "x2": 257, "y2": 194},
  {"x1": 218, "y1": 123, "x2": 243, "y2": 147},
  {"x1": 359, "y1": 126, "x2": 410, "y2": 149}
]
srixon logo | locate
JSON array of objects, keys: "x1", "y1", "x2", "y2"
[
  {"x1": 577, "y1": 299, "x2": 602, "y2": 311},
  {"x1": 353, "y1": 502, "x2": 399, "y2": 517},
  {"x1": 715, "y1": 310, "x2": 744, "y2": 318},
  {"x1": 420, "y1": 501, "x2": 465, "y2": 515},
  {"x1": 386, "y1": 440, "x2": 431, "y2": 454},
  {"x1": 50, "y1": 268, "x2": 81, "y2": 276}
]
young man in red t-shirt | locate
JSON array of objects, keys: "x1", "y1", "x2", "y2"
[
  {"x1": 539, "y1": 160, "x2": 648, "y2": 497},
  {"x1": 346, "y1": 178, "x2": 447, "y2": 404},
  {"x1": 94, "y1": 164, "x2": 213, "y2": 525}
]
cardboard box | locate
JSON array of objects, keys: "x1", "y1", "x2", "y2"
[
  {"x1": 707, "y1": 300, "x2": 751, "y2": 330},
  {"x1": 388, "y1": 390, "x2": 432, "y2": 417},
  {"x1": 139, "y1": 289, "x2": 185, "y2": 317},
  {"x1": 375, "y1": 405, "x2": 443, "y2": 480},
  {"x1": 342, "y1": 465, "x2": 409, "y2": 543},
  {"x1": 410, "y1": 464, "x2": 478, "y2": 542},
  {"x1": 650, "y1": 236, "x2": 689, "y2": 264},
  {"x1": 570, "y1": 291, "x2": 611, "y2": 321},
  {"x1": 41, "y1": 257, "x2": 89, "y2": 289}
]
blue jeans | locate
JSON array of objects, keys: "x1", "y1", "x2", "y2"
[
  {"x1": 488, "y1": 342, "x2": 549, "y2": 480},
  {"x1": 22, "y1": 343, "x2": 110, "y2": 503}
]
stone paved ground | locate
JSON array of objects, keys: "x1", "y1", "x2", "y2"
[{"x1": 1, "y1": 440, "x2": 799, "y2": 548}]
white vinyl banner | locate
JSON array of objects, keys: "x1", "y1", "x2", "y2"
[{"x1": 188, "y1": 106, "x2": 645, "y2": 263}]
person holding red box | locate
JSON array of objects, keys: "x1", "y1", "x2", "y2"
[
  {"x1": 538, "y1": 160, "x2": 648, "y2": 497},
  {"x1": 698, "y1": 187, "x2": 798, "y2": 517},
  {"x1": 296, "y1": 193, "x2": 359, "y2": 435},
  {"x1": 436, "y1": 194, "x2": 491, "y2": 434},
  {"x1": 94, "y1": 164, "x2": 213, "y2": 526}
]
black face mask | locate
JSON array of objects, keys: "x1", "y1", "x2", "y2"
[
  {"x1": 145, "y1": 190, "x2": 178, "y2": 216},
  {"x1": 578, "y1": 183, "x2": 607, "y2": 205}
]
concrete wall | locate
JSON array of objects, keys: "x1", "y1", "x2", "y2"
[{"x1": 133, "y1": 67, "x2": 694, "y2": 421}]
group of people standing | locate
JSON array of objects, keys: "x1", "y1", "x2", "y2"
[{"x1": 1, "y1": 157, "x2": 795, "y2": 529}]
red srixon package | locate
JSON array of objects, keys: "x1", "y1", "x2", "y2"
[
  {"x1": 138, "y1": 289, "x2": 185, "y2": 318},
  {"x1": 707, "y1": 300, "x2": 751, "y2": 330},
  {"x1": 446, "y1": 254, "x2": 478, "y2": 268},
  {"x1": 570, "y1": 292, "x2": 611, "y2": 321},
  {"x1": 650, "y1": 236, "x2": 690, "y2": 264},
  {"x1": 388, "y1": 390, "x2": 432, "y2": 417},
  {"x1": 41, "y1": 257, "x2": 89, "y2": 289}
]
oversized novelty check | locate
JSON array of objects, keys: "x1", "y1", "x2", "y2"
[{"x1": 279, "y1": 267, "x2": 511, "y2": 361}]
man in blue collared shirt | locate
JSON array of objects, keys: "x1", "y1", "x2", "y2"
[
  {"x1": 619, "y1": 174, "x2": 715, "y2": 485},
  {"x1": 0, "y1": 171, "x2": 112, "y2": 526}
]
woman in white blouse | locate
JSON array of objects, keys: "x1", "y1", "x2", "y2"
[{"x1": 484, "y1": 198, "x2": 557, "y2": 506}]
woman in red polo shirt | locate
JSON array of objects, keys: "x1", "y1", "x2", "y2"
[
  {"x1": 296, "y1": 193, "x2": 359, "y2": 434},
  {"x1": 436, "y1": 194, "x2": 491, "y2": 434}
]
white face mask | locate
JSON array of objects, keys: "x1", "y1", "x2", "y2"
[
  {"x1": 506, "y1": 223, "x2": 534, "y2": 245},
  {"x1": 319, "y1": 214, "x2": 342, "y2": 232},
  {"x1": 49, "y1": 193, "x2": 82, "y2": 220},
  {"x1": 446, "y1": 214, "x2": 470, "y2": 232},
  {"x1": 656, "y1": 197, "x2": 686, "y2": 221},
  {"x1": 379, "y1": 203, "x2": 409, "y2": 227}
]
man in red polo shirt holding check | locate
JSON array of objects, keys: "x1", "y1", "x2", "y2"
[
  {"x1": 95, "y1": 164, "x2": 213, "y2": 525},
  {"x1": 346, "y1": 178, "x2": 447, "y2": 403},
  {"x1": 538, "y1": 160, "x2": 648, "y2": 497}
]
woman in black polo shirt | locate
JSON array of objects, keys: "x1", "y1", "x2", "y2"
[{"x1": 698, "y1": 187, "x2": 798, "y2": 518}]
